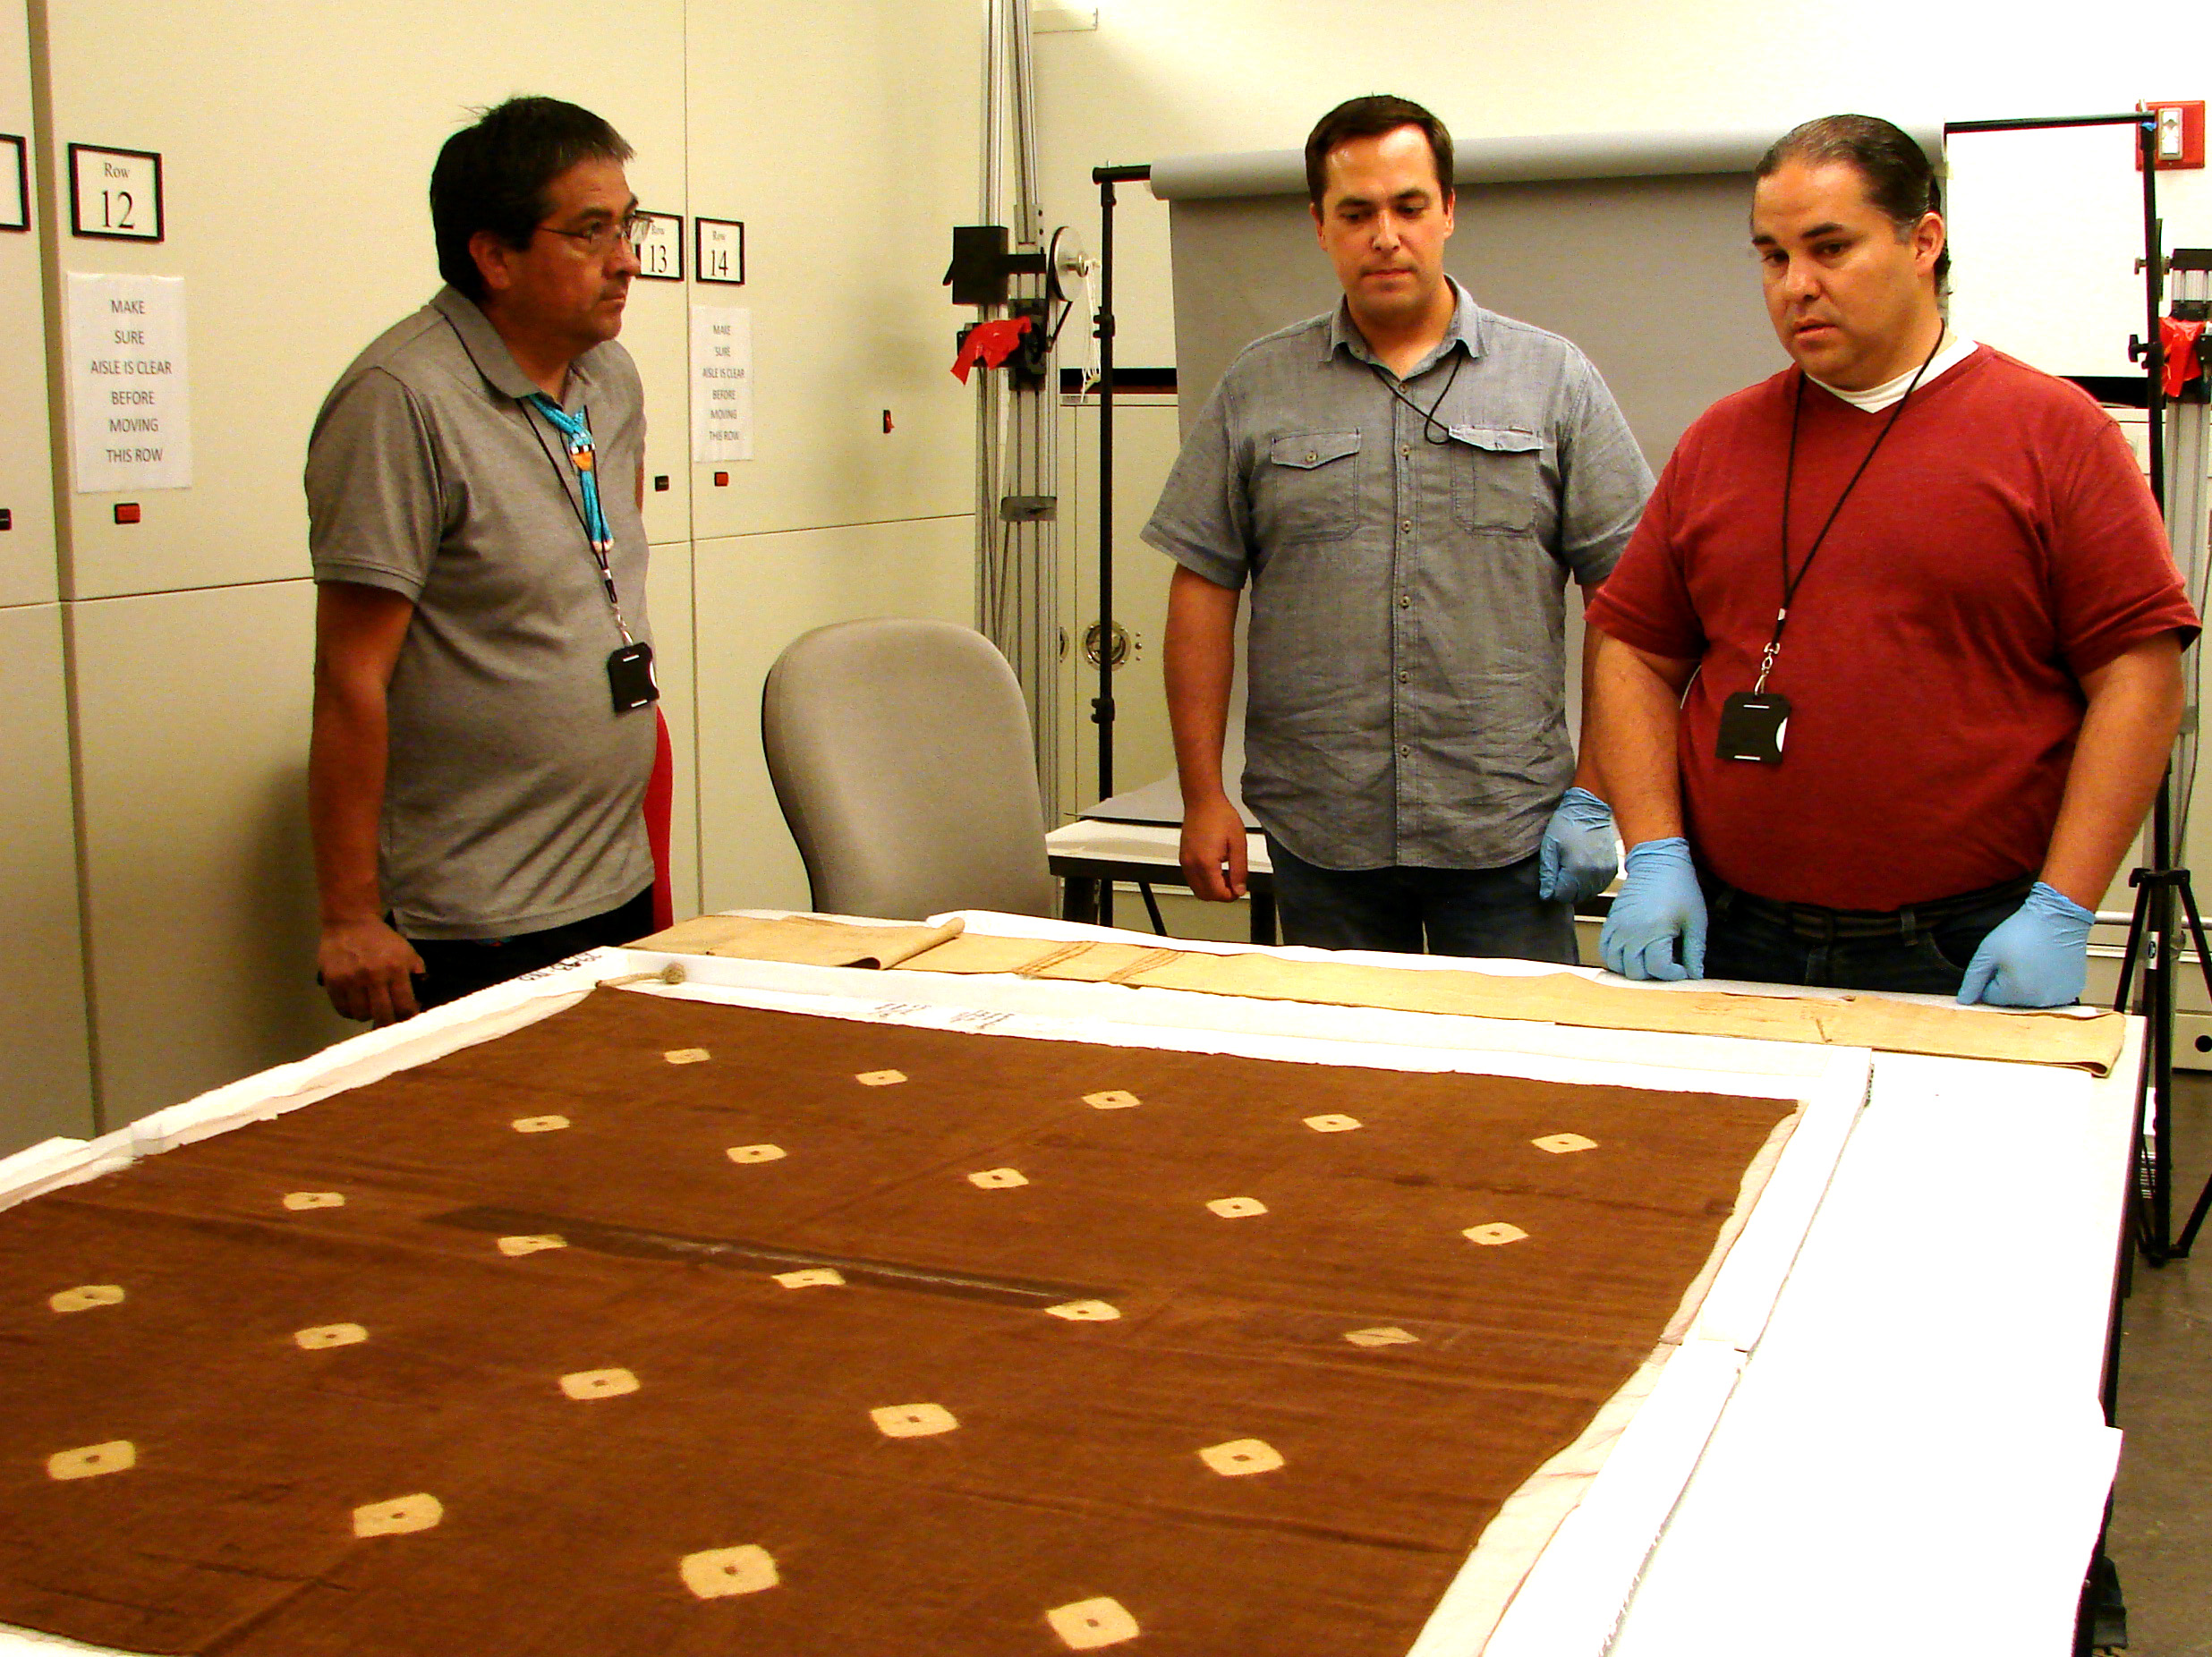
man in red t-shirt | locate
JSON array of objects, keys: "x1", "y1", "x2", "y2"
[{"x1": 1585, "y1": 114, "x2": 2198, "y2": 1007}]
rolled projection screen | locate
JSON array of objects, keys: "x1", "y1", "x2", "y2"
[
  {"x1": 1150, "y1": 126, "x2": 1812, "y2": 199},
  {"x1": 1154, "y1": 126, "x2": 1939, "y2": 463}
]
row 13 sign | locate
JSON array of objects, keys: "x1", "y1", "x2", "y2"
[{"x1": 628, "y1": 213, "x2": 746, "y2": 285}]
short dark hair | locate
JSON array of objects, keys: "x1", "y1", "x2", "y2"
[
  {"x1": 430, "y1": 97, "x2": 633, "y2": 301},
  {"x1": 1304, "y1": 95, "x2": 1454, "y2": 209},
  {"x1": 1757, "y1": 114, "x2": 1949, "y2": 284}
]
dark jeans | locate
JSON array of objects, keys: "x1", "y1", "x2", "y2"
[
  {"x1": 1702, "y1": 876, "x2": 2034, "y2": 995},
  {"x1": 405, "y1": 886, "x2": 658, "y2": 1012},
  {"x1": 1264, "y1": 836, "x2": 1578, "y2": 964}
]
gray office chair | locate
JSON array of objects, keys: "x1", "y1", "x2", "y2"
[{"x1": 761, "y1": 617, "x2": 1057, "y2": 921}]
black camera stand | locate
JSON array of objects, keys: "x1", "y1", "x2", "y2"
[{"x1": 2112, "y1": 863, "x2": 2212, "y2": 1262}]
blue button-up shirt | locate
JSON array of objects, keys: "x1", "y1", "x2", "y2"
[{"x1": 1143, "y1": 283, "x2": 1652, "y2": 871}]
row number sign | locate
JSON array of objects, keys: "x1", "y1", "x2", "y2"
[
  {"x1": 630, "y1": 210, "x2": 683, "y2": 281},
  {"x1": 69, "y1": 144, "x2": 163, "y2": 242},
  {"x1": 696, "y1": 217, "x2": 744, "y2": 285}
]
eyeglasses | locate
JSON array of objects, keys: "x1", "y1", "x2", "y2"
[{"x1": 534, "y1": 210, "x2": 650, "y2": 259}]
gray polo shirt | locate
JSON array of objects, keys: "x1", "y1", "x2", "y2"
[
  {"x1": 307, "y1": 285, "x2": 654, "y2": 940},
  {"x1": 1143, "y1": 283, "x2": 1651, "y2": 871}
]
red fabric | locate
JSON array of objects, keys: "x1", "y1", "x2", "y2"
[
  {"x1": 949, "y1": 317, "x2": 1031, "y2": 384},
  {"x1": 2164, "y1": 317, "x2": 2206, "y2": 399},
  {"x1": 1587, "y1": 346, "x2": 2199, "y2": 912},
  {"x1": 645, "y1": 708, "x2": 674, "y2": 932}
]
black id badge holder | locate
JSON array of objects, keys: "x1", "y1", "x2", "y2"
[
  {"x1": 608, "y1": 642, "x2": 659, "y2": 712},
  {"x1": 1716, "y1": 691, "x2": 1790, "y2": 764}
]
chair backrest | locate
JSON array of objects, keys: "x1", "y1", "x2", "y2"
[{"x1": 761, "y1": 617, "x2": 1057, "y2": 921}]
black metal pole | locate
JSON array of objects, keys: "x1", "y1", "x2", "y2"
[
  {"x1": 2172, "y1": 878, "x2": 2212, "y2": 1253},
  {"x1": 1949, "y1": 114, "x2": 2185, "y2": 1267},
  {"x1": 2133, "y1": 112, "x2": 2182, "y2": 1262},
  {"x1": 1944, "y1": 115, "x2": 2154, "y2": 134},
  {"x1": 2140, "y1": 115, "x2": 2168, "y2": 512},
  {"x1": 1094, "y1": 173, "x2": 1118, "y2": 809},
  {"x1": 1092, "y1": 164, "x2": 1151, "y2": 931}
]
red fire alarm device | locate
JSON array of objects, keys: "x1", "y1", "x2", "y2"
[{"x1": 2139, "y1": 101, "x2": 2205, "y2": 170}]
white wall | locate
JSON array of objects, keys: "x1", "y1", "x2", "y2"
[
  {"x1": 1032, "y1": 0, "x2": 2212, "y2": 368},
  {"x1": 685, "y1": 0, "x2": 983, "y2": 915}
]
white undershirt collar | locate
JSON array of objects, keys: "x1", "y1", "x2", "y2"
[{"x1": 1808, "y1": 332, "x2": 1979, "y2": 412}]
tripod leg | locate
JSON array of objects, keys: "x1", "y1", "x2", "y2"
[
  {"x1": 2116, "y1": 879, "x2": 2167, "y2": 1261},
  {"x1": 2131, "y1": 1033, "x2": 2168, "y2": 1264},
  {"x1": 2167, "y1": 874, "x2": 2212, "y2": 1255},
  {"x1": 2114, "y1": 879, "x2": 2155, "y2": 1014},
  {"x1": 2177, "y1": 876, "x2": 2212, "y2": 1003},
  {"x1": 2174, "y1": 1150, "x2": 2212, "y2": 1255}
]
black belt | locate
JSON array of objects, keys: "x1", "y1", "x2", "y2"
[{"x1": 1709, "y1": 874, "x2": 2036, "y2": 943}]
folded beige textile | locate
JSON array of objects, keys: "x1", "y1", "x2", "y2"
[
  {"x1": 640, "y1": 918, "x2": 2125, "y2": 1075},
  {"x1": 635, "y1": 913, "x2": 966, "y2": 969}
]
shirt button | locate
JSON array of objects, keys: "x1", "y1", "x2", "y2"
[
  {"x1": 1398, "y1": 670, "x2": 1409, "y2": 684},
  {"x1": 1399, "y1": 744, "x2": 1411, "y2": 757},
  {"x1": 1398, "y1": 594, "x2": 1410, "y2": 608},
  {"x1": 1305, "y1": 451, "x2": 1317, "y2": 463},
  {"x1": 1400, "y1": 519, "x2": 1412, "y2": 533},
  {"x1": 1400, "y1": 445, "x2": 1412, "y2": 457}
]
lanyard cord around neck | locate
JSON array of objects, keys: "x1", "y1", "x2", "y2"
[
  {"x1": 523, "y1": 392, "x2": 633, "y2": 647},
  {"x1": 1365, "y1": 345, "x2": 1466, "y2": 445},
  {"x1": 1755, "y1": 329, "x2": 1944, "y2": 693}
]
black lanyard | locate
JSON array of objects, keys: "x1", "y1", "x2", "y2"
[
  {"x1": 1365, "y1": 346, "x2": 1466, "y2": 444},
  {"x1": 1754, "y1": 331, "x2": 1944, "y2": 693}
]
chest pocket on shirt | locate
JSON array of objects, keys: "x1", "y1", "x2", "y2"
[
  {"x1": 1448, "y1": 425, "x2": 1542, "y2": 535},
  {"x1": 1263, "y1": 431, "x2": 1361, "y2": 544}
]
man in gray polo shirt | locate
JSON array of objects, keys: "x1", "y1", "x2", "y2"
[
  {"x1": 1147, "y1": 95, "x2": 1651, "y2": 959},
  {"x1": 308, "y1": 97, "x2": 656, "y2": 1024}
]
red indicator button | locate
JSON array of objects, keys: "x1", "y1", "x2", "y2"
[
  {"x1": 114, "y1": 503, "x2": 141, "y2": 524},
  {"x1": 713, "y1": 472, "x2": 729, "y2": 487}
]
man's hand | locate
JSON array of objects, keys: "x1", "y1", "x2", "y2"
[
  {"x1": 1538, "y1": 786, "x2": 1618, "y2": 905},
  {"x1": 1600, "y1": 837, "x2": 1707, "y2": 981},
  {"x1": 318, "y1": 915, "x2": 426, "y2": 1025},
  {"x1": 1957, "y1": 881, "x2": 2094, "y2": 1007},
  {"x1": 1179, "y1": 793, "x2": 1249, "y2": 902}
]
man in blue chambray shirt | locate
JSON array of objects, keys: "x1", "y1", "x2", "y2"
[{"x1": 1144, "y1": 95, "x2": 1652, "y2": 960}]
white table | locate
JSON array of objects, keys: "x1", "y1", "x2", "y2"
[
  {"x1": 1047, "y1": 771, "x2": 1621, "y2": 946},
  {"x1": 0, "y1": 912, "x2": 2136, "y2": 1656}
]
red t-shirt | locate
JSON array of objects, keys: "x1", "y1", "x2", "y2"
[{"x1": 1587, "y1": 346, "x2": 2198, "y2": 911}]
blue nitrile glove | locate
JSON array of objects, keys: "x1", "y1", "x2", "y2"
[
  {"x1": 1538, "y1": 786, "x2": 1620, "y2": 905},
  {"x1": 1956, "y1": 881, "x2": 2094, "y2": 1007},
  {"x1": 1600, "y1": 837, "x2": 1708, "y2": 981}
]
